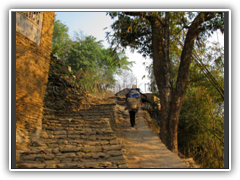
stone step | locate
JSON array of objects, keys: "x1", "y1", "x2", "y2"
[
  {"x1": 16, "y1": 104, "x2": 128, "y2": 169},
  {"x1": 17, "y1": 158, "x2": 128, "y2": 168},
  {"x1": 17, "y1": 145, "x2": 127, "y2": 169},
  {"x1": 54, "y1": 109, "x2": 114, "y2": 115},
  {"x1": 43, "y1": 139, "x2": 120, "y2": 147}
]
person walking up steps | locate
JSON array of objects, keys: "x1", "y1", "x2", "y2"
[
  {"x1": 125, "y1": 85, "x2": 141, "y2": 127},
  {"x1": 124, "y1": 105, "x2": 136, "y2": 127}
]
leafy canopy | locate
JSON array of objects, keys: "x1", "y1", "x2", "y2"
[
  {"x1": 51, "y1": 18, "x2": 135, "y2": 93},
  {"x1": 51, "y1": 19, "x2": 70, "y2": 58}
]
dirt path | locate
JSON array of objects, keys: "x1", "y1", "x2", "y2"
[{"x1": 114, "y1": 106, "x2": 189, "y2": 169}]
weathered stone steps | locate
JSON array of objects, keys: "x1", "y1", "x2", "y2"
[
  {"x1": 42, "y1": 117, "x2": 117, "y2": 141},
  {"x1": 17, "y1": 145, "x2": 127, "y2": 168},
  {"x1": 16, "y1": 104, "x2": 128, "y2": 168}
]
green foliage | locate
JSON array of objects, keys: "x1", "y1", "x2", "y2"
[
  {"x1": 51, "y1": 17, "x2": 135, "y2": 94},
  {"x1": 65, "y1": 35, "x2": 102, "y2": 73},
  {"x1": 56, "y1": 64, "x2": 62, "y2": 69},
  {"x1": 52, "y1": 19, "x2": 70, "y2": 58},
  {"x1": 177, "y1": 46, "x2": 224, "y2": 168},
  {"x1": 178, "y1": 85, "x2": 224, "y2": 168},
  {"x1": 63, "y1": 71, "x2": 70, "y2": 76},
  {"x1": 65, "y1": 35, "x2": 134, "y2": 93},
  {"x1": 106, "y1": 12, "x2": 153, "y2": 58}
]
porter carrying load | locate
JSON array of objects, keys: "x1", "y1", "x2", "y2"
[{"x1": 126, "y1": 90, "x2": 140, "y2": 111}]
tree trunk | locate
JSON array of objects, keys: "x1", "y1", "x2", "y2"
[
  {"x1": 151, "y1": 15, "x2": 173, "y2": 150},
  {"x1": 150, "y1": 12, "x2": 209, "y2": 154},
  {"x1": 124, "y1": 12, "x2": 217, "y2": 155}
]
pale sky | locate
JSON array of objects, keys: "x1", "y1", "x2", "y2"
[{"x1": 54, "y1": 11, "x2": 224, "y2": 93}]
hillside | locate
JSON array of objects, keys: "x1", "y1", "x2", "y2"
[
  {"x1": 16, "y1": 56, "x2": 199, "y2": 169},
  {"x1": 43, "y1": 55, "x2": 114, "y2": 114}
]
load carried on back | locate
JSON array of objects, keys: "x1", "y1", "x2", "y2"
[{"x1": 126, "y1": 88, "x2": 140, "y2": 111}]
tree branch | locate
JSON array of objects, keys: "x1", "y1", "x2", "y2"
[
  {"x1": 191, "y1": 12, "x2": 216, "y2": 32},
  {"x1": 156, "y1": 15, "x2": 165, "y2": 26},
  {"x1": 181, "y1": 14, "x2": 190, "y2": 29},
  {"x1": 123, "y1": 12, "x2": 151, "y2": 21}
]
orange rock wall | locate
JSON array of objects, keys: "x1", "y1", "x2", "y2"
[{"x1": 16, "y1": 12, "x2": 55, "y2": 150}]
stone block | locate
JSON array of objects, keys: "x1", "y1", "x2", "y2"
[
  {"x1": 46, "y1": 127, "x2": 55, "y2": 131},
  {"x1": 101, "y1": 153, "x2": 110, "y2": 159},
  {"x1": 81, "y1": 146, "x2": 102, "y2": 152},
  {"x1": 77, "y1": 163, "x2": 85, "y2": 168},
  {"x1": 64, "y1": 127, "x2": 74, "y2": 131},
  {"x1": 47, "y1": 143, "x2": 58, "y2": 148},
  {"x1": 100, "y1": 141, "x2": 109, "y2": 145},
  {"x1": 29, "y1": 147, "x2": 42, "y2": 154},
  {"x1": 42, "y1": 124, "x2": 48, "y2": 129},
  {"x1": 90, "y1": 125, "x2": 101, "y2": 128},
  {"x1": 102, "y1": 145, "x2": 122, "y2": 151},
  {"x1": 118, "y1": 164, "x2": 129, "y2": 168},
  {"x1": 22, "y1": 154, "x2": 36, "y2": 161},
  {"x1": 40, "y1": 131, "x2": 48, "y2": 139},
  {"x1": 80, "y1": 135, "x2": 88, "y2": 139},
  {"x1": 18, "y1": 163, "x2": 46, "y2": 168},
  {"x1": 48, "y1": 135, "x2": 55, "y2": 139},
  {"x1": 96, "y1": 130, "x2": 103, "y2": 135},
  {"x1": 68, "y1": 140, "x2": 82, "y2": 144},
  {"x1": 71, "y1": 119, "x2": 84, "y2": 123},
  {"x1": 88, "y1": 131, "x2": 97, "y2": 135},
  {"x1": 55, "y1": 127, "x2": 64, "y2": 131},
  {"x1": 97, "y1": 136, "x2": 116, "y2": 140},
  {"x1": 107, "y1": 151, "x2": 123, "y2": 157},
  {"x1": 54, "y1": 135, "x2": 67, "y2": 139},
  {"x1": 59, "y1": 118, "x2": 72, "y2": 123},
  {"x1": 44, "y1": 154, "x2": 55, "y2": 160},
  {"x1": 110, "y1": 140, "x2": 119, "y2": 145},
  {"x1": 74, "y1": 128, "x2": 84, "y2": 131},
  {"x1": 85, "y1": 141, "x2": 100, "y2": 146},
  {"x1": 64, "y1": 163, "x2": 78, "y2": 168},
  {"x1": 64, "y1": 145, "x2": 74, "y2": 148},
  {"x1": 52, "y1": 148, "x2": 60, "y2": 154},
  {"x1": 54, "y1": 130, "x2": 67, "y2": 135},
  {"x1": 45, "y1": 164, "x2": 57, "y2": 168},
  {"x1": 68, "y1": 135, "x2": 80, "y2": 139},
  {"x1": 59, "y1": 147, "x2": 81, "y2": 152},
  {"x1": 99, "y1": 161, "x2": 112, "y2": 168},
  {"x1": 108, "y1": 157, "x2": 126, "y2": 163},
  {"x1": 83, "y1": 154, "x2": 92, "y2": 159},
  {"x1": 88, "y1": 135, "x2": 97, "y2": 141},
  {"x1": 91, "y1": 153, "x2": 100, "y2": 159},
  {"x1": 75, "y1": 152, "x2": 84, "y2": 157},
  {"x1": 103, "y1": 130, "x2": 115, "y2": 134},
  {"x1": 68, "y1": 131, "x2": 86, "y2": 135},
  {"x1": 62, "y1": 153, "x2": 76, "y2": 158},
  {"x1": 56, "y1": 164, "x2": 65, "y2": 168},
  {"x1": 84, "y1": 162, "x2": 99, "y2": 168},
  {"x1": 58, "y1": 140, "x2": 68, "y2": 144}
]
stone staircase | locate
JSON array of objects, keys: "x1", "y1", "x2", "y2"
[{"x1": 16, "y1": 104, "x2": 129, "y2": 168}]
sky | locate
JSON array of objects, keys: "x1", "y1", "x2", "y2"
[{"x1": 55, "y1": 11, "x2": 224, "y2": 93}]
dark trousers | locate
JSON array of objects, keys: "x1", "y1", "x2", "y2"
[{"x1": 129, "y1": 111, "x2": 136, "y2": 127}]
